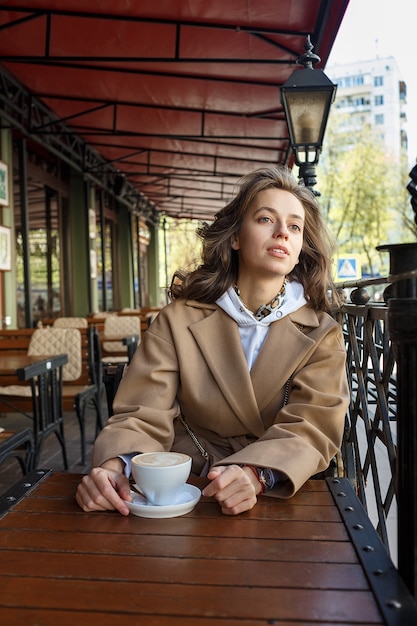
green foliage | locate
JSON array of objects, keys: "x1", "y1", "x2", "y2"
[
  {"x1": 159, "y1": 217, "x2": 203, "y2": 289},
  {"x1": 319, "y1": 114, "x2": 414, "y2": 276}
]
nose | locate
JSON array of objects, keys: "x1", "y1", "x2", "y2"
[{"x1": 273, "y1": 222, "x2": 289, "y2": 239}]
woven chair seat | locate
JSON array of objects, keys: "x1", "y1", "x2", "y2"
[
  {"x1": 102, "y1": 315, "x2": 141, "y2": 353},
  {"x1": 0, "y1": 328, "x2": 81, "y2": 398},
  {"x1": 0, "y1": 385, "x2": 32, "y2": 397},
  {"x1": 53, "y1": 317, "x2": 88, "y2": 329},
  {"x1": 28, "y1": 328, "x2": 82, "y2": 381}
]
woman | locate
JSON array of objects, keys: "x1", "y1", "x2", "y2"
[{"x1": 76, "y1": 166, "x2": 349, "y2": 516}]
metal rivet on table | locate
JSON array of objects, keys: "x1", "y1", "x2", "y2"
[
  {"x1": 353, "y1": 524, "x2": 364, "y2": 530},
  {"x1": 344, "y1": 506, "x2": 355, "y2": 512},
  {"x1": 23, "y1": 483, "x2": 32, "y2": 487},
  {"x1": 373, "y1": 569, "x2": 385, "y2": 576},
  {"x1": 386, "y1": 600, "x2": 402, "y2": 609},
  {"x1": 337, "y1": 491, "x2": 347, "y2": 497},
  {"x1": 363, "y1": 545, "x2": 375, "y2": 552},
  {"x1": 6, "y1": 496, "x2": 16, "y2": 502},
  {"x1": 332, "y1": 479, "x2": 340, "y2": 483}
]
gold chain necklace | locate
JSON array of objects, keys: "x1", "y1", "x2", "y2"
[{"x1": 234, "y1": 280, "x2": 287, "y2": 320}]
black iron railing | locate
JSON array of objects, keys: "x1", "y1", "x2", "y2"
[
  {"x1": 336, "y1": 242, "x2": 417, "y2": 598},
  {"x1": 339, "y1": 300, "x2": 397, "y2": 550}
]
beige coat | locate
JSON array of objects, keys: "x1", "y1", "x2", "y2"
[{"x1": 94, "y1": 298, "x2": 349, "y2": 498}]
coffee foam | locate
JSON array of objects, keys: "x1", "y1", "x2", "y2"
[{"x1": 134, "y1": 452, "x2": 189, "y2": 467}]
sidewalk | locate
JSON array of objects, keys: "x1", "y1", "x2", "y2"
[{"x1": 358, "y1": 419, "x2": 398, "y2": 565}]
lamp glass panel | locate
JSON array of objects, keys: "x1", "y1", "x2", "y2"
[
  {"x1": 295, "y1": 146, "x2": 319, "y2": 165},
  {"x1": 284, "y1": 91, "x2": 330, "y2": 145}
]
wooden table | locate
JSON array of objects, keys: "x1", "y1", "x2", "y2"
[
  {"x1": 0, "y1": 354, "x2": 50, "y2": 373},
  {"x1": 0, "y1": 470, "x2": 416, "y2": 625},
  {"x1": 0, "y1": 353, "x2": 67, "y2": 384}
]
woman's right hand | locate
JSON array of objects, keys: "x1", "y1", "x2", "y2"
[{"x1": 75, "y1": 459, "x2": 132, "y2": 515}]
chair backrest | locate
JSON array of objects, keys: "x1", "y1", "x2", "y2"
[
  {"x1": 103, "y1": 362, "x2": 128, "y2": 415},
  {"x1": 87, "y1": 325, "x2": 102, "y2": 388},
  {"x1": 53, "y1": 317, "x2": 88, "y2": 329},
  {"x1": 28, "y1": 328, "x2": 82, "y2": 381},
  {"x1": 103, "y1": 315, "x2": 141, "y2": 338}
]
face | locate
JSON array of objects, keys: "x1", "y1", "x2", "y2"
[{"x1": 231, "y1": 188, "x2": 305, "y2": 284}]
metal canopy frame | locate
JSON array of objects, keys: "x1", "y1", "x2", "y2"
[{"x1": 0, "y1": 1, "x2": 349, "y2": 220}]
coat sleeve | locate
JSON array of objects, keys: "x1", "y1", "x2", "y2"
[
  {"x1": 213, "y1": 321, "x2": 349, "y2": 498},
  {"x1": 92, "y1": 318, "x2": 181, "y2": 468}
]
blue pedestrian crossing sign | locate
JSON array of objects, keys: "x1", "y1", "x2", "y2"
[{"x1": 336, "y1": 256, "x2": 361, "y2": 280}]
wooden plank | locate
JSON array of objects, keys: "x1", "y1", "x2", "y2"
[
  {"x1": 0, "y1": 549, "x2": 368, "y2": 589},
  {"x1": 0, "y1": 607, "x2": 378, "y2": 626},
  {"x1": 0, "y1": 511, "x2": 349, "y2": 540},
  {"x1": 9, "y1": 496, "x2": 344, "y2": 522},
  {"x1": 0, "y1": 338, "x2": 31, "y2": 352},
  {"x1": 0, "y1": 576, "x2": 383, "y2": 623},
  {"x1": 0, "y1": 329, "x2": 35, "y2": 337},
  {"x1": 0, "y1": 528, "x2": 359, "y2": 563}
]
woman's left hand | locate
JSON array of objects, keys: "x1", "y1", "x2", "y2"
[{"x1": 202, "y1": 464, "x2": 261, "y2": 515}]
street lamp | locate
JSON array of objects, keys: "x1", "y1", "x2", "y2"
[{"x1": 281, "y1": 35, "x2": 337, "y2": 194}]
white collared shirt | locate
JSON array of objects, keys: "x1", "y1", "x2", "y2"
[{"x1": 216, "y1": 280, "x2": 306, "y2": 370}]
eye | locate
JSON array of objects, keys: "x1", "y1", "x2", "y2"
[
  {"x1": 289, "y1": 223, "x2": 302, "y2": 232},
  {"x1": 258, "y1": 215, "x2": 273, "y2": 223}
]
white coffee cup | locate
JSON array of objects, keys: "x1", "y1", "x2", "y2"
[{"x1": 131, "y1": 452, "x2": 192, "y2": 506}]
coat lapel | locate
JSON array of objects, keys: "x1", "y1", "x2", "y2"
[
  {"x1": 250, "y1": 310, "x2": 318, "y2": 412},
  {"x1": 187, "y1": 303, "x2": 321, "y2": 436},
  {"x1": 188, "y1": 308, "x2": 266, "y2": 437}
]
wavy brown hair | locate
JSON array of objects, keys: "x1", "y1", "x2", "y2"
[{"x1": 169, "y1": 166, "x2": 341, "y2": 313}]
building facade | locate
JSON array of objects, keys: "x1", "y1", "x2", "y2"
[{"x1": 326, "y1": 56, "x2": 408, "y2": 160}]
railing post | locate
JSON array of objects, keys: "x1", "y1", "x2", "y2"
[{"x1": 379, "y1": 242, "x2": 417, "y2": 598}]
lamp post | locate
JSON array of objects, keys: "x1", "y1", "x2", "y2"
[
  {"x1": 281, "y1": 35, "x2": 337, "y2": 194},
  {"x1": 406, "y1": 164, "x2": 417, "y2": 227}
]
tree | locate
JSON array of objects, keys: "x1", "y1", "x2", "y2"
[
  {"x1": 159, "y1": 217, "x2": 202, "y2": 292},
  {"x1": 319, "y1": 114, "x2": 413, "y2": 276}
]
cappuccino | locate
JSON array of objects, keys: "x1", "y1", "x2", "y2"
[{"x1": 134, "y1": 452, "x2": 189, "y2": 467}]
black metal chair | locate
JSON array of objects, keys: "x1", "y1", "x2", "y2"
[
  {"x1": 102, "y1": 362, "x2": 127, "y2": 417},
  {"x1": 0, "y1": 427, "x2": 34, "y2": 476},
  {"x1": 0, "y1": 353, "x2": 68, "y2": 470},
  {"x1": 65, "y1": 325, "x2": 107, "y2": 464}
]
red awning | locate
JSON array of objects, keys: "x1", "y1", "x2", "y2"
[{"x1": 0, "y1": 0, "x2": 349, "y2": 219}]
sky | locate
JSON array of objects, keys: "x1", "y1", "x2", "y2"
[{"x1": 327, "y1": 0, "x2": 416, "y2": 165}]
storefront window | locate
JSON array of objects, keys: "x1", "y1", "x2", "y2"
[
  {"x1": 15, "y1": 187, "x2": 61, "y2": 326},
  {"x1": 95, "y1": 218, "x2": 114, "y2": 311},
  {"x1": 132, "y1": 216, "x2": 150, "y2": 307}
]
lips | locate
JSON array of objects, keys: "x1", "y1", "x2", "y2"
[{"x1": 268, "y1": 245, "x2": 289, "y2": 256}]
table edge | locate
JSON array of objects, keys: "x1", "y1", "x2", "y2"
[{"x1": 327, "y1": 476, "x2": 417, "y2": 624}]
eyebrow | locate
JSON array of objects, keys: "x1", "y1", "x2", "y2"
[{"x1": 253, "y1": 206, "x2": 305, "y2": 222}]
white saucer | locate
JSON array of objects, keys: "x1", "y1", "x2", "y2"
[{"x1": 124, "y1": 483, "x2": 201, "y2": 518}]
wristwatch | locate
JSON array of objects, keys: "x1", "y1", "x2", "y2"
[{"x1": 256, "y1": 467, "x2": 276, "y2": 492}]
